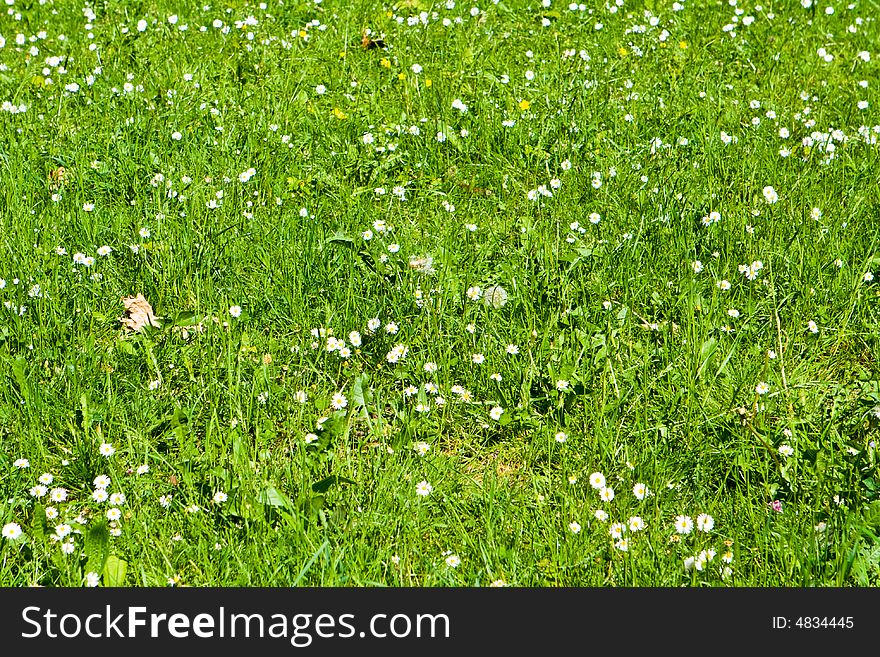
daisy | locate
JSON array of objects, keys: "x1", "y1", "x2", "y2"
[
  {"x1": 674, "y1": 515, "x2": 694, "y2": 534},
  {"x1": 589, "y1": 472, "x2": 606, "y2": 489},
  {"x1": 2, "y1": 523, "x2": 22, "y2": 540},
  {"x1": 762, "y1": 186, "x2": 779, "y2": 204},
  {"x1": 50, "y1": 488, "x2": 68, "y2": 502},
  {"x1": 415, "y1": 480, "x2": 433, "y2": 496},
  {"x1": 696, "y1": 514, "x2": 714, "y2": 532}
]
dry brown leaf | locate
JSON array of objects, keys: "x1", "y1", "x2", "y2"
[{"x1": 119, "y1": 294, "x2": 161, "y2": 332}]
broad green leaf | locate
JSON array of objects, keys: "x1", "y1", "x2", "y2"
[
  {"x1": 172, "y1": 311, "x2": 202, "y2": 327},
  {"x1": 83, "y1": 521, "x2": 110, "y2": 575},
  {"x1": 326, "y1": 231, "x2": 354, "y2": 247},
  {"x1": 258, "y1": 486, "x2": 295, "y2": 511},
  {"x1": 351, "y1": 373, "x2": 371, "y2": 407},
  {"x1": 102, "y1": 555, "x2": 128, "y2": 587},
  {"x1": 311, "y1": 475, "x2": 355, "y2": 493}
]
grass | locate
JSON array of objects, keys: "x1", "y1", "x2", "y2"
[{"x1": 1, "y1": 0, "x2": 879, "y2": 587}]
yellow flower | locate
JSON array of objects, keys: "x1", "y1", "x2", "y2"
[
  {"x1": 679, "y1": 40, "x2": 688, "y2": 49},
  {"x1": 397, "y1": 72, "x2": 406, "y2": 80},
  {"x1": 518, "y1": 99, "x2": 530, "y2": 110},
  {"x1": 617, "y1": 46, "x2": 628, "y2": 57},
  {"x1": 380, "y1": 58, "x2": 391, "y2": 68},
  {"x1": 425, "y1": 79, "x2": 432, "y2": 87},
  {"x1": 299, "y1": 30, "x2": 307, "y2": 38},
  {"x1": 332, "y1": 107, "x2": 347, "y2": 120}
]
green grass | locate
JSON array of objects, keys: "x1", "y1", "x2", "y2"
[{"x1": 1, "y1": 0, "x2": 880, "y2": 587}]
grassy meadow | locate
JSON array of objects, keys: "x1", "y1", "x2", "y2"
[{"x1": 1, "y1": 0, "x2": 880, "y2": 587}]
